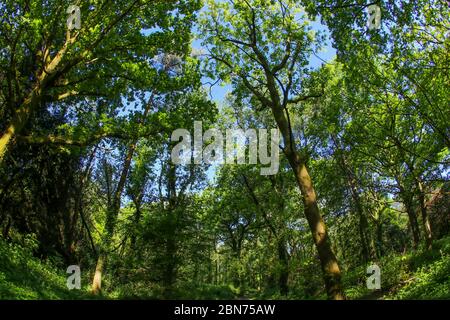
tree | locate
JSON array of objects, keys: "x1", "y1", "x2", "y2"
[
  {"x1": 0, "y1": 0, "x2": 201, "y2": 164},
  {"x1": 199, "y1": 0, "x2": 344, "y2": 299}
]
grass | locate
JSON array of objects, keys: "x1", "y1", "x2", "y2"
[
  {"x1": 0, "y1": 238, "x2": 94, "y2": 299},
  {"x1": 1, "y1": 235, "x2": 449, "y2": 300},
  {"x1": 343, "y1": 236, "x2": 450, "y2": 300}
]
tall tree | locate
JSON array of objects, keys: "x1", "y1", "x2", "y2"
[{"x1": 200, "y1": 0, "x2": 344, "y2": 299}]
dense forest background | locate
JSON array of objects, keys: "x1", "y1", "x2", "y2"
[{"x1": 0, "y1": 0, "x2": 449, "y2": 300}]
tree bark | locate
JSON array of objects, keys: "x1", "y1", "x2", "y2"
[
  {"x1": 289, "y1": 156, "x2": 344, "y2": 299},
  {"x1": 332, "y1": 142, "x2": 372, "y2": 263},
  {"x1": 396, "y1": 176, "x2": 421, "y2": 249},
  {"x1": 0, "y1": 31, "x2": 80, "y2": 164},
  {"x1": 347, "y1": 178, "x2": 374, "y2": 262},
  {"x1": 129, "y1": 201, "x2": 142, "y2": 251},
  {"x1": 403, "y1": 195, "x2": 421, "y2": 249},
  {"x1": 92, "y1": 253, "x2": 105, "y2": 295},
  {"x1": 0, "y1": 94, "x2": 36, "y2": 163},
  {"x1": 163, "y1": 236, "x2": 177, "y2": 297},
  {"x1": 374, "y1": 212, "x2": 384, "y2": 258},
  {"x1": 416, "y1": 180, "x2": 433, "y2": 249},
  {"x1": 270, "y1": 104, "x2": 344, "y2": 299},
  {"x1": 277, "y1": 237, "x2": 289, "y2": 296}
]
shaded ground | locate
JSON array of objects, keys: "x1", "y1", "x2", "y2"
[{"x1": 1, "y1": 236, "x2": 449, "y2": 300}]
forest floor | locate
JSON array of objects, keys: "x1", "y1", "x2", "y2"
[
  {"x1": 357, "y1": 291, "x2": 385, "y2": 300},
  {"x1": 343, "y1": 236, "x2": 450, "y2": 300},
  {"x1": 1, "y1": 236, "x2": 449, "y2": 300},
  {"x1": 0, "y1": 238, "x2": 96, "y2": 299}
]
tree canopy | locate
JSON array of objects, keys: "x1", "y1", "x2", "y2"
[{"x1": 0, "y1": 0, "x2": 449, "y2": 302}]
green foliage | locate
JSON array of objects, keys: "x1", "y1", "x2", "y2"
[
  {"x1": 391, "y1": 237, "x2": 450, "y2": 300},
  {"x1": 0, "y1": 237, "x2": 93, "y2": 299},
  {"x1": 111, "y1": 282, "x2": 237, "y2": 300},
  {"x1": 392, "y1": 255, "x2": 450, "y2": 300},
  {"x1": 0, "y1": 0, "x2": 448, "y2": 301},
  {"x1": 343, "y1": 236, "x2": 450, "y2": 300}
]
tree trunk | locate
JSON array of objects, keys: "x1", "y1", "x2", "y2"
[
  {"x1": 291, "y1": 159, "x2": 344, "y2": 299},
  {"x1": 331, "y1": 136, "x2": 373, "y2": 263},
  {"x1": 269, "y1": 103, "x2": 344, "y2": 299},
  {"x1": 404, "y1": 197, "x2": 421, "y2": 249},
  {"x1": 0, "y1": 99, "x2": 34, "y2": 163},
  {"x1": 397, "y1": 179, "x2": 421, "y2": 250},
  {"x1": 91, "y1": 95, "x2": 154, "y2": 294},
  {"x1": 163, "y1": 236, "x2": 177, "y2": 297},
  {"x1": 91, "y1": 145, "x2": 135, "y2": 294},
  {"x1": 345, "y1": 169, "x2": 372, "y2": 262},
  {"x1": 2, "y1": 217, "x2": 12, "y2": 239},
  {"x1": 215, "y1": 257, "x2": 219, "y2": 285},
  {"x1": 0, "y1": 32, "x2": 79, "y2": 165},
  {"x1": 242, "y1": 174, "x2": 290, "y2": 295},
  {"x1": 162, "y1": 163, "x2": 179, "y2": 297},
  {"x1": 375, "y1": 216, "x2": 384, "y2": 258},
  {"x1": 416, "y1": 180, "x2": 432, "y2": 249},
  {"x1": 129, "y1": 178, "x2": 147, "y2": 253},
  {"x1": 277, "y1": 238, "x2": 289, "y2": 296},
  {"x1": 129, "y1": 198, "x2": 142, "y2": 251},
  {"x1": 92, "y1": 253, "x2": 105, "y2": 295}
]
